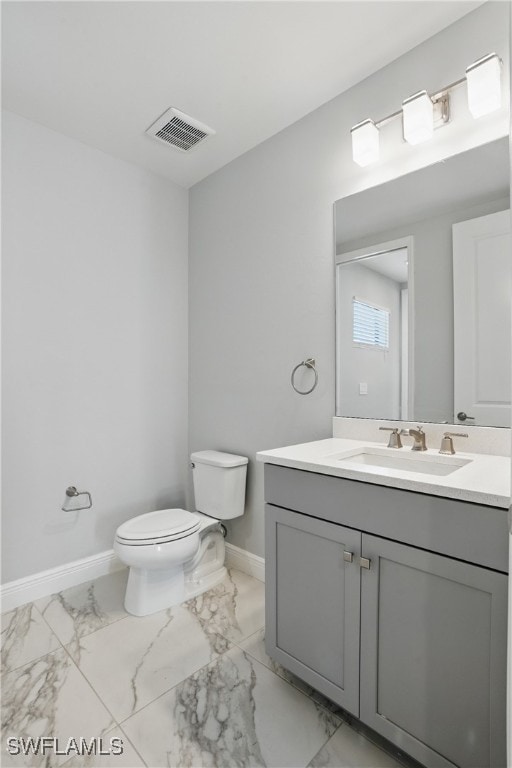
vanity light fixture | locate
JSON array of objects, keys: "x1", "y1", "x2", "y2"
[
  {"x1": 351, "y1": 119, "x2": 380, "y2": 167},
  {"x1": 402, "y1": 91, "x2": 434, "y2": 145},
  {"x1": 466, "y1": 53, "x2": 502, "y2": 118},
  {"x1": 350, "y1": 51, "x2": 502, "y2": 165}
]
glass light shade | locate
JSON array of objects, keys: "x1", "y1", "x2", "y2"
[
  {"x1": 466, "y1": 53, "x2": 501, "y2": 118},
  {"x1": 351, "y1": 119, "x2": 379, "y2": 167},
  {"x1": 402, "y1": 91, "x2": 434, "y2": 145}
]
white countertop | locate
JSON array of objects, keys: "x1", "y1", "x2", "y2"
[{"x1": 257, "y1": 438, "x2": 511, "y2": 509}]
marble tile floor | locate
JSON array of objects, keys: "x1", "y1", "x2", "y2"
[{"x1": 1, "y1": 568, "x2": 412, "y2": 768}]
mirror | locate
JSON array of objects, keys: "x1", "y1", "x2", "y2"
[{"x1": 335, "y1": 137, "x2": 510, "y2": 427}]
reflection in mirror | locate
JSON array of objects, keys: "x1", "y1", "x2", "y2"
[
  {"x1": 336, "y1": 239, "x2": 411, "y2": 421},
  {"x1": 335, "y1": 137, "x2": 510, "y2": 427}
]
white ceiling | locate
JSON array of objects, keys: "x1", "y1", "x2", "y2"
[
  {"x1": 362, "y1": 247, "x2": 409, "y2": 284},
  {"x1": 2, "y1": 1, "x2": 482, "y2": 189}
]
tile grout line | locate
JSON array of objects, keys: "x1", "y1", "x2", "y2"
[
  {"x1": 1, "y1": 603, "x2": 64, "y2": 676},
  {"x1": 116, "y1": 626, "x2": 264, "y2": 730},
  {"x1": 116, "y1": 722, "x2": 149, "y2": 768},
  {"x1": 231, "y1": 630, "x2": 347, "y2": 727},
  {"x1": 34, "y1": 572, "x2": 131, "y2": 645},
  {"x1": 115, "y1": 622, "x2": 259, "y2": 724},
  {"x1": 1, "y1": 624, "x2": 121, "y2": 765},
  {"x1": 116, "y1": 648, "x2": 228, "y2": 728},
  {"x1": 35, "y1": 592, "x2": 130, "y2": 727},
  {"x1": 61, "y1": 619, "x2": 243, "y2": 731},
  {"x1": 57, "y1": 635, "x2": 122, "y2": 735},
  {"x1": 230, "y1": 643, "x2": 344, "y2": 768},
  {"x1": 58, "y1": 721, "x2": 149, "y2": 768},
  {"x1": 305, "y1": 721, "x2": 348, "y2": 768},
  {"x1": 117, "y1": 637, "x2": 323, "y2": 765},
  {"x1": 227, "y1": 638, "x2": 345, "y2": 733}
]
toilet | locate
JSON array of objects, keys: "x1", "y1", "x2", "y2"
[{"x1": 114, "y1": 450, "x2": 248, "y2": 616}]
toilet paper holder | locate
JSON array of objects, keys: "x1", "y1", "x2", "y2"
[{"x1": 61, "y1": 486, "x2": 93, "y2": 512}]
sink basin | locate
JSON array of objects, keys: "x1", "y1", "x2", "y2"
[{"x1": 331, "y1": 447, "x2": 471, "y2": 477}]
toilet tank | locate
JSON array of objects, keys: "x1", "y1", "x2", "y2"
[{"x1": 191, "y1": 450, "x2": 248, "y2": 520}]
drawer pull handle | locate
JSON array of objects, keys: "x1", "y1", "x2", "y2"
[
  {"x1": 360, "y1": 557, "x2": 371, "y2": 570},
  {"x1": 343, "y1": 551, "x2": 354, "y2": 563}
]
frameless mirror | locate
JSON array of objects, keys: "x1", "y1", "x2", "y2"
[{"x1": 335, "y1": 137, "x2": 510, "y2": 427}]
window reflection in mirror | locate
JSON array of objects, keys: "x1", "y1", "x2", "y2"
[
  {"x1": 336, "y1": 240, "x2": 410, "y2": 421},
  {"x1": 334, "y1": 137, "x2": 510, "y2": 427}
]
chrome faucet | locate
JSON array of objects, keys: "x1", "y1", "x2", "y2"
[
  {"x1": 401, "y1": 426, "x2": 427, "y2": 451},
  {"x1": 379, "y1": 426, "x2": 402, "y2": 449}
]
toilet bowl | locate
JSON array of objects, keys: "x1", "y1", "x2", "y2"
[
  {"x1": 114, "y1": 450, "x2": 248, "y2": 616},
  {"x1": 114, "y1": 508, "x2": 202, "y2": 615}
]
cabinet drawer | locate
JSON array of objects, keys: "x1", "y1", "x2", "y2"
[{"x1": 264, "y1": 464, "x2": 509, "y2": 572}]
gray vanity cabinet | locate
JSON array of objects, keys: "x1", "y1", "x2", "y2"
[
  {"x1": 265, "y1": 504, "x2": 362, "y2": 715},
  {"x1": 264, "y1": 464, "x2": 508, "y2": 768},
  {"x1": 360, "y1": 535, "x2": 507, "y2": 768}
]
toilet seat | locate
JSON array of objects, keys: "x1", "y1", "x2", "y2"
[{"x1": 115, "y1": 509, "x2": 200, "y2": 547}]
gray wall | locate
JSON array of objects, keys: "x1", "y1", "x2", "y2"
[
  {"x1": 189, "y1": 2, "x2": 510, "y2": 559},
  {"x1": 2, "y1": 111, "x2": 189, "y2": 581}
]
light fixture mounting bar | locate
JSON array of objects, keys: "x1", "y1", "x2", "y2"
[
  {"x1": 374, "y1": 109, "x2": 402, "y2": 130},
  {"x1": 372, "y1": 79, "x2": 462, "y2": 132},
  {"x1": 431, "y1": 75, "x2": 466, "y2": 101},
  {"x1": 432, "y1": 92, "x2": 450, "y2": 126}
]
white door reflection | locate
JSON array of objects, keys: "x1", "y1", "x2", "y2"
[{"x1": 453, "y1": 209, "x2": 511, "y2": 427}]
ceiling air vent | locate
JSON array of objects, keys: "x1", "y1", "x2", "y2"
[{"x1": 145, "y1": 107, "x2": 215, "y2": 152}]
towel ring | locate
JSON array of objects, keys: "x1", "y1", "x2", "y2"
[{"x1": 291, "y1": 358, "x2": 318, "y2": 395}]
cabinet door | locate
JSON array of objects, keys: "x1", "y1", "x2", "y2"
[
  {"x1": 360, "y1": 534, "x2": 507, "y2": 768},
  {"x1": 265, "y1": 503, "x2": 361, "y2": 715}
]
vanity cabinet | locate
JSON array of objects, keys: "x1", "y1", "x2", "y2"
[{"x1": 264, "y1": 465, "x2": 508, "y2": 768}]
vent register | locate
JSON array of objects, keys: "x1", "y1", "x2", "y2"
[{"x1": 146, "y1": 107, "x2": 215, "y2": 152}]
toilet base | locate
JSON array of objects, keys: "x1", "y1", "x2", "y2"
[
  {"x1": 123, "y1": 525, "x2": 228, "y2": 616},
  {"x1": 124, "y1": 565, "x2": 185, "y2": 617},
  {"x1": 185, "y1": 565, "x2": 227, "y2": 600},
  {"x1": 184, "y1": 525, "x2": 227, "y2": 598}
]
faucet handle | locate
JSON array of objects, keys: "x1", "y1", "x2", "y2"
[
  {"x1": 379, "y1": 427, "x2": 402, "y2": 449},
  {"x1": 439, "y1": 432, "x2": 468, "y2": 455}
]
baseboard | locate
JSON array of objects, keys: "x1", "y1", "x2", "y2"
[
  {"x1": 225, "y1": 542, "x2": 265, "y2": 583},
  {"x1": 1, "y1": 543, "x2": 264, "y2": 613},
  {"x1": 1, "y1": 550, "x2": 124, "y2": 612}
]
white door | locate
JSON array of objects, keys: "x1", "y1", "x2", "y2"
[{"x1": 453, "y1": 209, "x2": 511, "y2": 427}]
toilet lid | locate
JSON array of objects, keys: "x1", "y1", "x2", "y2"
[{"x1": 116, "y1": 508, "x2": 200, "y2": 544}]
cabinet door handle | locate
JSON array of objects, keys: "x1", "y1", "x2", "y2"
[
  {"x1": 343, "y1": 551, "x2": 354, "y2": 563},
  {"x1": 360, "y1": 557, "x2": 371, "y2": 570}
]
